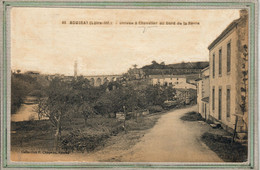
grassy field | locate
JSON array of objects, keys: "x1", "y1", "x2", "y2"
[{"x1": 11, "y1": 111, "x2": 163, "y2": 154}]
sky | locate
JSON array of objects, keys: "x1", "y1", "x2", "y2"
[{"x1": 10, "y1": 8, "x2": 240, "y2": 76}]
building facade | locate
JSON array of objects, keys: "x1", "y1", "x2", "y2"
[
  {"x1": 150, "y1": 75, "x2": 186, "y2": 86},
  {"x1": 196, "y1": 67, "x2": 210, "y2": 120},
  {"x1": 150, "y1": 75, "x2": 196, "y2": 89},
  {"x1": 208, "y1": 10, "x2": 248, "y2": 137}
]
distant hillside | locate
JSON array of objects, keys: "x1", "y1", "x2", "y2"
[{"x1": 141, "y1": 61, "x2": 209, "y2": 75}]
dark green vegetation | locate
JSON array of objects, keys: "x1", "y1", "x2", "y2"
[
  {"x1": 11, "y1": 117, "x2": 122, "y2": 153},
  {"x1": 11, "y1": 111, "x2": 162, "y2": 153},
  {"x1": 180, "y1": 111, "x2": 204, "y2": 121},
  {"x1": 11, "y1": 73, "x2": 49, "y2": 114},
  {"x1": 12, "y1": 72, "x2": 195, "y2": 152},
  {"x1": 142, "y1": 61, "x2": 209, "y2": 75},
  {"x1": 201, "y1": 132, "x2": 248, "y2": 162}
]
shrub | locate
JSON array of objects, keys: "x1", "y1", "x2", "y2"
[
  {"x1": 180, "y1": 111, "x2": 204, "y2": 121},
  {"x1": 147, "y1": 105, "x2": 163, "y2": 113},
  {"x1": 60, "y1": 130, "x2": 109, "y2": 153}
]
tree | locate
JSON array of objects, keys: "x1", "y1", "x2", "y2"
[
  {"x1": 152, "y1": 60, "x2": 158, "y2": 65},
  {"x1": 35, "y1": 78, "x2": 72, "y2": 150},
  {"x1": 34, "y1": 97, "x2": 48, "y2": 120},
  {"x1": 78, "y1": 102, "x2": 96, "y2": 126},
  {"x1": 11, "y1": 73, "x2": 34, "y2": 114},
  {"x1": 160, "y1": 62, "x2": 165, "y2": 65}
]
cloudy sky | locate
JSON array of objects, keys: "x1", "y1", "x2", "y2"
[{"x1": 10, "y1": 8, "x2": 240, "y2": 76}]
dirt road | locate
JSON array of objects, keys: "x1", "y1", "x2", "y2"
[
  {"x1": 119, "y1": 106, "x2": 223, "y2": 162},
  {"x1": 11, "y1": 106, "x2": 222, "y2": 162}
]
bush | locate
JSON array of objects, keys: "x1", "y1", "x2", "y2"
[
  {"x1": 60, "y1": 130, "x2": 109, "y2": 153},
  {"x1": 180, "y1": 111, "x2": 204, "y2": 121},
  {"x1": 147, "y1": 105, "x2": 163, "y2": 113}
]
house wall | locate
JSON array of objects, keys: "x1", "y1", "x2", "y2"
[
  {"x1": 201, "y1": 102, "x2": 209, "y2": 120},
  {"x1": 197, "y1": 80, "x2": 203, "y2": 113},
  {"x1": 209, "y1": 27, "x2": 239, "y2": 130},
  {"x1": 197, "y1": 68, "x2": 209, "y2": 119},
  {"x1": 235, "y1": 12, "x2": 249, "y2": 133},
  {"x1": 151, "y1": 77, "x2": 186, "y2": 86},
  {"x1": 174, "y1": 82, "x2": 196, "y2": 90}
]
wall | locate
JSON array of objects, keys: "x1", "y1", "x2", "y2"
[
  {"x1": 197, "y1": 68, "x2": 209, "y2": 118},
  {"x1": 209, "y1": 27, "x2": 239, "y2": 129}
]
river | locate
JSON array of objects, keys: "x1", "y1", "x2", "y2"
[{"x1": 11, "y1": 96, "x2": 40, "y2": 122}]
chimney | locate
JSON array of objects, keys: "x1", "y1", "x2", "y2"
[
  {"x1": 239, "y1": 9, "x2": 248, "y2": 18},
  {"x1": 74, "y1": 60, "x2": 78, "y2": 78}
]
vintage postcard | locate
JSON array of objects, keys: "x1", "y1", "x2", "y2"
[{"x1": 0, "y1": 0, "x2": 258, "y2": 169}]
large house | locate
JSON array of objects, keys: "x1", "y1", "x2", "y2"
[
  {"x1": 149, "y1": 75, "x2": 196, "y2": 90},
  {"x1": 196, "y1": 67, "x2": 210, "y2": 120},
  {"x1": 208, "y1": 10, "x2": 248, "y2": 138}
]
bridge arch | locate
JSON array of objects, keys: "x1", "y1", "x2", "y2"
[
  {"x1": 90, "y1": 78, "x2": 94, "y2": 86},
  {"x1": 112, "y1": 77, "x2": 117, "y2": 82},
  {"x1": 96, "y1": 78, "x2": 102, "y2": 86},
  {"x1": 103, "y1": 77, "x2": 109, "y2": 84}
]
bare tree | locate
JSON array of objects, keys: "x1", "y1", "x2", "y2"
[{"x1": 34, "y1": 78, "x2": 71, "y2": 150}]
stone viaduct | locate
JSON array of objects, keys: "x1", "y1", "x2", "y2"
[{"x1": 83, "y1": 75, "x2": 122, "y2": 87}]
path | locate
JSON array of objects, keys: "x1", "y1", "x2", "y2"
[{"x1": 119, "y1": 106, "x2": 223, "y2": 162}]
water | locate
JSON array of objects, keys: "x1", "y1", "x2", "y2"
[
  {"x1": 11, "y1": 103, "x2": 39, "y2": 122},
  {"x1": 11, "y1": 96, "x2": 41, "y2": 122}
]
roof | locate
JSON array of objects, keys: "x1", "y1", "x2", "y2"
[
  {"x1": 149, "y1": 75, "x2": 187, "y2": 78},
  {"x1": 201, "y1": 66, "x2": 209, "y2": 72},
  {"x1": 195, "y1": 78, "x2": 202, "y2": 81},
  {"x1": 201, "y1": 97, "x2": 209, "y2": 103},
  {"x1": 208, "y1": 18, "x2": 240, "y2": 50}
]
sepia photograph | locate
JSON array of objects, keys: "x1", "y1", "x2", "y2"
[{"x1": 1, "y1": 1, "x2": 258, "y2": 169}]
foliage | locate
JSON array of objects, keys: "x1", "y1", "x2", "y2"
[
  {"x1": 11, "y1": 73, "x2": 46, "y2": 114},
  {"x1": 60, "y1": 130, "x2": 109, "y2": 152},
  {"x1": 147, "y1": 105, "x2": 163, "y2": 113},
  {"x1": 30, "y1": 74, "x2": 185, "y2": 150},
  {"x1": 240, "y1": 45, "x2": 248, "y2": 115},
  {"x1": 180, "y1": 111, "x2": 204, "y2": 121}
]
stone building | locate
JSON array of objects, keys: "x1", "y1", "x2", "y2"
[
  {"x1": 208, "y1": 10, "x2": 248, "y2": 138},
  {"x1": 150, "y1": 74, "x2": 196, "y2": 89},
  {"x1": 150, "y1": 75, "x2": 186, "y2": 86},
  {"x1": 196, "y1": 67, "x2": 210, "y2": 120}
]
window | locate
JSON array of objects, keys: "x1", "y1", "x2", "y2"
[
  {"x1": 226, "y1": 88, "x2": 231, "y2": 118},
  {"x1": 218, "y1": 88, "x2": 222, "y2": 120},
  {"x1": 227, "y1": 42, "x2": 231, "y2": 73},
  {"x1": 212, "y1": 87, "x2": 215, "y2": 110},
  {"x1": 212, "y1": 53, "x2": 215, "y2": 78},
  {"x1": 219, "y1": 49, "x2": 222, "y2": 75}
]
